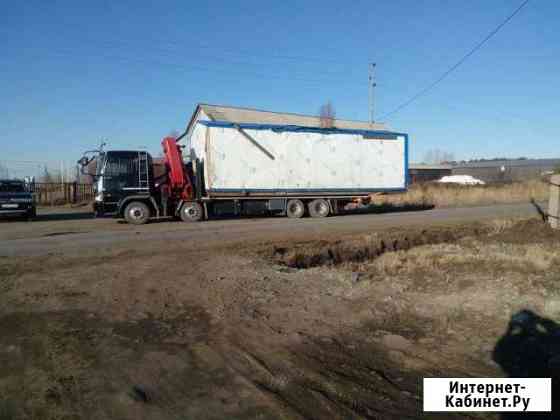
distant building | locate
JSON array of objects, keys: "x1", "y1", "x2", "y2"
[
  {"x1": 408, "y1": 164, "x2": 452, "y2": 184},
  {"x1": 409, "y1": 159, "x2": 560, "y2": 184},
  {"x1": 451, "y1": 159, "x2": 560, "y2": 183}
]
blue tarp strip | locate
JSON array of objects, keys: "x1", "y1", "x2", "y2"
[
  {"x1": 198, "y1": 120, "x2": 406, "y2": 139},
  {"x1": 208, "y1": 188, "x2": 407, "y2": 194}
]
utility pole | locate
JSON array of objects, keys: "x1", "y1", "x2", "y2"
[{"x1": 368, "y1": 62, "x2": 376, "y2": 125}]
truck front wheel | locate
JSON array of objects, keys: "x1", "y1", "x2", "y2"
[
  {"x1": 124, "y1": 201, "x2": 151, "y2": 225},
  {"x1": 180, "y1": 202, "x2": 204, "y2": 222}
]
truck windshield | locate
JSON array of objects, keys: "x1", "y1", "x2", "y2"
[{"x1": 0, "y1": 181, "x2": 26, "y2": 193}]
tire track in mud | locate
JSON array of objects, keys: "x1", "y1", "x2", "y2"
[
  {"x1": 223, "y1": 325, "x2": 478, "y2": 420},
  {"x1": 0, "y1": 308, "x2": 281, "y2": 420}
]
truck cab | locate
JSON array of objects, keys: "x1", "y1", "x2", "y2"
[
  {"x1": 92, "y1": 150, "x2": 153, "y2": 216},
  {"x1": 85, "y1": 141, "x2": 201, "y2": 224}
]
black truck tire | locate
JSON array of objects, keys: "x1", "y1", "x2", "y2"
[
  {"x1": 286, "y1": 199, "x2": 305, "y2": 219},
  {"x1": 123, "y1": 201, "x2": 151, "y2": 225},
  {"x1": 308, "y1": 199, "x2": 330, "y2": 218},
  {"x1": 180, "y1": 202, "x2": 204, "y2": 222}
]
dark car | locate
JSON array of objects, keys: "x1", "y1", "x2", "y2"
[{"x1": 0, "y1": 179, "x2": 36, "y2": 220}]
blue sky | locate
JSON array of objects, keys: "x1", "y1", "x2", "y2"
[{"x1": 1, "y1": 0, "x2": 557, "y2": 167}]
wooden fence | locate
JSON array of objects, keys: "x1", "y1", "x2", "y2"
[{"x1": 30, "y1": 183, "x2": 95, "y2": 206}]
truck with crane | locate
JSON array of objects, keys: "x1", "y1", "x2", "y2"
[{"x1": 79, "y1": 104, "x2": 409, "y2": 225}]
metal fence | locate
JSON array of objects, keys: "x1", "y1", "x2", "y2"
[{"x1": 30, "y1": 182, "x2": 95, "y2": 206}]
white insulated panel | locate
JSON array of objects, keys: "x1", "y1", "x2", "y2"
[{"x1": 189, "y1": 124, "x2": 406, "y2": 193}]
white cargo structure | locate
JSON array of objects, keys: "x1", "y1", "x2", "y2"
[{"x1": 186, "y1": 104, "x2": 409, "y2": 198}]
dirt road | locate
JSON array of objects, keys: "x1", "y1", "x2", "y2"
[
  {"x1": 1, "y1": 203, "x2": 558, "y2": 420},
  {"x1": 0, "y1": 202, "x2": 541, "y2": 256}
]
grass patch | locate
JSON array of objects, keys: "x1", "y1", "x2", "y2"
[{"x1": 374, "y1": 180, "x2": 548, "y2": 208}]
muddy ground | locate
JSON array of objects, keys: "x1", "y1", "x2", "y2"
[{"x1": 1, "y1": 216, "x2": 559, "y2": 419}]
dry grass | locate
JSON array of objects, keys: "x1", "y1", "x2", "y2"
[
  {"x1": 373, "y1": 180, "x2": 549, "y2": 208},
  {"x1": 486, "y1": 218, "x2": 520, "y2": 235},
  {"x1": 372, "y1": 241, "x2": 559, "y2": 277}
]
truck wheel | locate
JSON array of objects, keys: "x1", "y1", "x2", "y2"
[
  {"x1": 286, "y1": 199, "x2": 305, "y2": 219},
  {"x1": 308, "y1": 199, "x2": 330, "y2": 218},
  {"x1": 180, "y1": 202, "x2": 204, "y2": 222},
  {"x1": 124, "y1": 201, "x2": 151, "y2": 225}
]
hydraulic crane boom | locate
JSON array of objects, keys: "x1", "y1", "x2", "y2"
[{"x1": 161, "y1": 136, "x2": 194, "y2": 201}]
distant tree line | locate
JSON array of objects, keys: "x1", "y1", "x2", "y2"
[
  {"x1": 423, "y1": 149, "x2": 539, "y2": 166},
  {"x1": 423, "y1": 149, "x2": 455, "y2": 165}
]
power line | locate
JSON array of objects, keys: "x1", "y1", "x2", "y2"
[
  {"x1": 26, "y1": 6, "x2": 366, "y2": 87},
  {"x1": 50, "y1": 35, "x2": 361, "y2": 82},
  {"x1": 35, "y1": 47, "x2": 363, "y2": 89},
  {"x1": 79, "y1": 34, "x2": 357, "y2": 70},
  {"x1": 380, "y1": 0, "x2": 530, "y2": 120},
  {"x1": 0, "y1": 159, "x2": 60, "y2": 165},
  {"x1": 31, "y1": 5, "x2": 361, "y2": 70}
]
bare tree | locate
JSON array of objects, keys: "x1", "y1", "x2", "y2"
[
  {"x1": 423, "y1": 149, "x2": 455, "y2": 164},
  {"x1": 319, "y1": 101, "x2": 336, "y2": 128},
  {"x1": 0, "y1": 162, "x2": 9, "y2": 178},
  {"x1": 38, "y1": 166, "x2": 61, "y2": 183}
]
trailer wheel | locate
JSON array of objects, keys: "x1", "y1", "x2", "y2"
[
  {"x1": 308, "y1": 199, "x2": 330, "y2": 218},
  {"x1": 124, "y1": 201, "x2": 151, "y2": 225},
  {"x1": 180, "y1": 202, "x2": 204, "y2": 222},
  {"x1": 286, "y1": 199, "x2": 305, "y2": 219}
]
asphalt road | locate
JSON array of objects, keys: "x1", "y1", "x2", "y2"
[{"x1": 0, "y1": 202, "x2": 543, "y2": 257}]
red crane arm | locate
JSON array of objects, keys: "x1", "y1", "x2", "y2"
[{"x1": 161, "y1": 136, "x2": 194, "y2": 201}]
